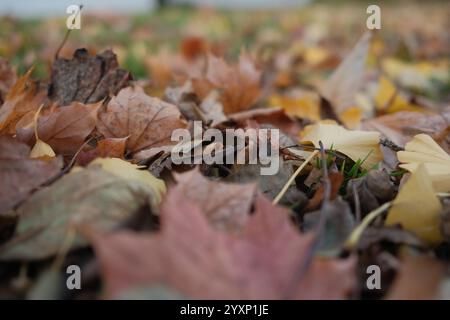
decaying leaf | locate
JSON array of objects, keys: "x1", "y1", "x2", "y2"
[
  {"x1": 0, "y1": 136, "x2": 62, "y2": 215},
  {"x1": 16, "y1": 101, "x2": 101, "y2": 156},
  {"x1": 76, "y1": 137, "x2": 127, "y2": 165},
  {"x1": 0, "y1": 69, "x2": 46, "y2": 135},
  {"x1": 300, "y1": 122, "x2": 382, "y2": 170},
  {"x1": 385, "y1": 164, "x2": 443, "y2": 245},
  {"x1": 87, "y1": 189, "x2": 356, "y2": 299},
  {"x1": 0, "y1": 58, "x2": 17, "y2": 105},
  {"x1": 320, "y1": 32, "x2": 372, "y2": 114},
  {"x1": 192, "y1": 53, "x2": 261, "y2": 114},
  {"x1": 173, "y1": 168, "x2": 256, "y2": 232},
  {"x1": 397, "y1": 134, "x2": 450, "y2": 192},
  {"x1": 0, "y1": 167, "x2": 160, "y2": 260},
  {"x1": 97, "y1": 87, "x2": 187, "y2": 154},
  {"x1": 49, "y1": 48, "x2": 130, "y2": 106},
  {"x1": 87, "y1": 157, "x2": 166, "y2": 202}
]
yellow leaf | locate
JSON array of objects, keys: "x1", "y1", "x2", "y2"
[
  {"x1": 398, "y1": 134, "x2": 450, "y2": 192},
  {"x1": 88, "y1": 158, "x2": 166, "y2": 202},
  {"x1": 340, "y1": 107, "x2": 362, "y2": 129},
  {"x1": 386, "y1": 164, "x2": 443, "y2": 245},
  {"x1": 269, "y1": 93, "x2": 320, "y2": 122},
  {"x1": 300, "y1": 123, "x2": 382, "y2": 170},
  {"x1": 30, "y1": 139, "x2": 56, "y2": 159},
  {"x1": 374, "y1": 76, "x2": 421, "y2": 113}
]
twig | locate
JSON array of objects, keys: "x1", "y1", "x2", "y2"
[
  {"x1": 272, "y1": 150, "x2": 318, "y2": 205},
  {"x1": 344, "y1": 201, "x2": 392, "y2": 250},
  {"x1": 284, "y1": 141, "x2": 330, "y2": 299},
  {"x1": 352, "y1": 182, "x2": 361, "y2": 222}
]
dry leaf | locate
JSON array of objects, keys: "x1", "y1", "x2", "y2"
[
  {"x1": 385, "y1": 163, "x2": 443, "y2": 244},
  {"x1": 0, "y1": 58, "x2": 17, "y2": 105},
  {"x1": 87, "y1": 189, "x2": 356, "y2": 299},
  {"x1": 320, "y1": 32, "x2": 372, "y2": 114},
  {"x1": 97, "y1": 87, "x2": 187, "y2": 154},
  {"x1": 76, "y1": 137, "x2": 127, "y2": 165},
  {"x1": 173, "y1": 168, "x2": 256, "y2": 232},
  {"x1": 17, "y1": 101, "x2": 101, "y2": 155},
  {"x1": 0, "y1": 136, "x2": 62, "y2": 215},
  {"x1": 0, "y1": 69, "x2": 46, "y2": 135},
  {"x1": 397, "y1": 134, "x2": 450, "y2": 192},
  {"x1": 87, "y1": 157, "x2": 166, "y2": 203},
  {"x1": 49, "y1": 48, "x2": 130, "y2": 106},
  {"x1": 300, "y1": 123, "x2": 382, "y2": 170}
]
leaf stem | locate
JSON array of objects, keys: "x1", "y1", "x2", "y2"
[{"x1": 272, "y1": 150, "x2": 319, "y2": 205}]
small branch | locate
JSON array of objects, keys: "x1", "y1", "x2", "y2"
[{"x1": 272, "y1": 150, "x2": 318, "y2": 205}]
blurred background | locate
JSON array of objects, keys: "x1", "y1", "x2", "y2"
[{"x1": 0, "y1": 0, "x2": 448, "y2": 102}]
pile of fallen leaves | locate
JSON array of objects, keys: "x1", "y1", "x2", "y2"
[{"x1": 0, "y1": 4, "x2": 449, "y2": 300}]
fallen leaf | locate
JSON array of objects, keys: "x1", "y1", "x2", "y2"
[
  {"x1": 0, "y1": 167, "x2": 159, "y2": 260},
  {"x1": 0, "y1": 69, "x2": 46, "y2": 135},
  {"x1": 76, "y1": 137, "x2": 127, "y2": 165},
  {"x1": 374, "y1": 75, "x2": 421, "y2": 113},
  {"x1": 397, "y1": 134, "x2": 450, "y2": 192},
  {"x1": 173, "y1": 168, "x2": 256, "y2": 232},
  {"x1": 0, "y1": 136, "x2": 62, "y2": 215},
  {"x1": 87, "y1": 189, "x2": 356, "y2": 299},
  {"x1": 363, "y1": 108, "x2": 450, "y2": 147},
  {"x1": 0, "y1": 58, "x2": 16, "y2": 105},
  {"x1": 320, "y1": 32, "x2": 372, "y2": 114},
  {"x1": 49, "y1": 48, "x2": 130, "y2": 106},
  {"x1": 192, "y1": 53, "x2": 261, "y2": 114},
  {"x1": 385, "y1": 163, "x2": 443, "y2": 244},
  {"x1": 386, "y1": 254, "x2": 446, "y2": 300},
  {"x1": 97, "y1": 87, "x2": 187, "y2": 154},
  {"x1": 87, "y1": 157, "x2": 166, "y2": 202},
  {"x1": 300, "y1": 123, "x2": 382, "y2": 170},
  {"x1": 17, "y1": 101, "x2": 101, "y2": 156}
]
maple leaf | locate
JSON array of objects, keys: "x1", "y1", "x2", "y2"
[
  {"x1": 97, "y1": 86, "x2": 187, "y2": 154},
  {"x1": 0, "y1": 136, "x2": 62, "y2": 215},
  {"x1": 173, "y1": 168, "x2": 256, "y2": 232},
  {"x1": 76, "y1": 137, "x2": 127, "y2": 166},
  {"x1": 192, "y1": 53, "x2": 262, "y2": 114},
  {"x1": 0, "y1": 69, "x2": 46, "y2": 135},
  {"x1": 0, "y1": 58, "x2": 17, "y2": 105},
  {"x1": 49, "y1": 48, "x2": 130, "y2": 106},
  {"x1": 16, "y1": 101, "x2": 101, "y2": 155},
  {"x1": 87, "y1": 189, "x2": 356, "y2": 299}
]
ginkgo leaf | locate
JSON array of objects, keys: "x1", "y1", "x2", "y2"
[
  {"x1": 397, "y1": 134, "x2": 450, "y2": 192},
  {"x1": 97, "y1": 86, "x2": 187, "y2": 154},
  {"x1": 385, "y1": 164, "x2": 443, "y2": 245},
  {"x1": 374, "y1": 75, "x2": 421, "y2": 113},
  {"x1": 87, "y1": 157, "x2": 166, "y2": 202},
  {"x1": 300, "y1": 123, "x2": 382, "y2": 170},
  {"x1": 30, "y1": 139, "x2": 56, "y2": 159}
]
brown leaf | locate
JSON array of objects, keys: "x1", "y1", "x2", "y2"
[
  {"x1": 192, "y1": 53, "x2": 262, "y2": 114},
  {"x1": 97, "y1": 86, "x2": 187, "y2": 154},
  {"x1": 0, "y1": 58, "x2": 17, "y2": 105},
  {"x1": 76, "y1": 137, "x2": 127, "y2": 166},
  {"x1": 306, "y1": 172, "x2": 344, "y2": 211},
  {"x1": 173, "y1": 168, "x2": 256, "y2": 232},
  {"x1": 386, "y1": 255, "x2": 446, "y2": 300},
  {"x1": 0, "y1": 69, "x2": 46, "y2": 135},
  {"x1": 87, "y1": 189, "x2": 356, "y2": 299},
  {"x1": 48, "y1": 48, "x2": 130, "y2": 106},
  {"x1": 17, "y1": 101, "x2": 101, "y2": 155},
  {"x1": 362, "y1": 108, "x2": 450, "y2": 147},
  {"x1": 0, "y1": 136, "x2": 62, "y2": 215}
]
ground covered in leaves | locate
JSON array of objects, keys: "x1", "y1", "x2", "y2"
[{"x1": 0, "y1": 2, "x2": 450, "y2": 299}]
